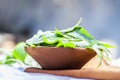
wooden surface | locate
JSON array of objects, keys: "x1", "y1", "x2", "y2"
[{"x1": 25, "y1": 56, "x2": 120, "y2": 80}]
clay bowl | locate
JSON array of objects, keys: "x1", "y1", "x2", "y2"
[{"x1": 25, "y1": 47, "x2": 96, "y2": 70}]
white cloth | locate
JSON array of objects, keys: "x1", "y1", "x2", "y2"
[{"x1": 0, "y1": 65, "x2": 92, "y2": 80}]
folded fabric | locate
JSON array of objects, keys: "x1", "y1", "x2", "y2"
[{"x1": 0, "y1": 65, "x2": 91, "y2": 80}]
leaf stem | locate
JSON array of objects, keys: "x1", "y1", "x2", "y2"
[{"x1": 75, "y1": 18, "x2": 83, "y2": 26}]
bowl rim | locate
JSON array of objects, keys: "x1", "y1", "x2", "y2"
[{"x1": 25, "y1": 46, "x2": 95, "y2": 51}]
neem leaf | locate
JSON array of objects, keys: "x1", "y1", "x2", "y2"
[
  {"x1": 5, "y1": 59, "x2": 17, "y2": 65},
  {"x1": 55, "y1": 28, "x2": 64, "y2": 37},
  {"x1": 72, "y1": 41, "x2": 90, "y2": 48},
  {"x1": 80, "y1": 27, "x2": 95, "y2": 40},
  {"x1": 26, "y1": 35, "x2": 43, "y2": 46},
  {"x1": 26, "y1": 30, "x2": 44, "y2": 46},
  {"x1": 42, "y1": 34, "x2": 58, "y2": 45},
  {"x1": 64, "y1": 42, "x2": 75, "y2": 48},
  {"x1": 92, "y1": 44, "x2": 103, "y2": 67},
  {"x1": 65, "y1": 30, "x2": 83, "y2": 40},
  {"x1": 100, "y1": 41, "x2": 115, "y2": 48},
  {"x1": 12, "y1": 42, "x2": 27, "y2": 62},
  {"x1": 56, "y1": 39, "x2": 64, "y2": 47}
]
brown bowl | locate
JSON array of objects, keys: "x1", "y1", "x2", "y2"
[{"x1": 25, "y1": 47, "x2": 96, "y2": 70}]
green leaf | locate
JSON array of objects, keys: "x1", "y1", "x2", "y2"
[
  {"x1": 26, "y1": 30, "x2": 44, "y2": 46},
  {"x1": 12, "y1": 42, "x2": 27, "y2": 62},
  {"x1": 92, "y1": 44, "x2": 104, "y2": 67},
  {"x1": 42, "y1": 35, "x2": 58, "y2": 45},
  {"x1": 64, "y1": 42, "x2": 75, "y2": 48},
  {"x1": 56, "y1": 39, "x2": 64, "y2": 47},
  {"x1": 100, "y1": 41, "x2": 115, "y2": 48},
  {"x1": 80, "y1": 27, "x2": 94, "y2": 40},
  {"x1": 5, "y1": 59, "x2": 17, "y2": 65},
  {"x1": 72, "y1": 41, "x2": 90, "y2": 48},
  {"x1": 0, "y1": 61, "x2": 4, "y2": 64},
  {"x1": 55, "y1": 28, "x2": 64, "y2": 37}
]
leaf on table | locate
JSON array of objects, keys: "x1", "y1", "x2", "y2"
[{"x1": 12, "y1": 42, "x2": 27, "y2": 63}]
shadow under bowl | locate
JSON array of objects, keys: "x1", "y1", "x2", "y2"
[{"x1": 25, "y1": 47, "x2": 96, "y2": 70}]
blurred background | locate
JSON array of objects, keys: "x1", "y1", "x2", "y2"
[{"x1": 0, "y1": 0, "x2": 120, "y2": 59}]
